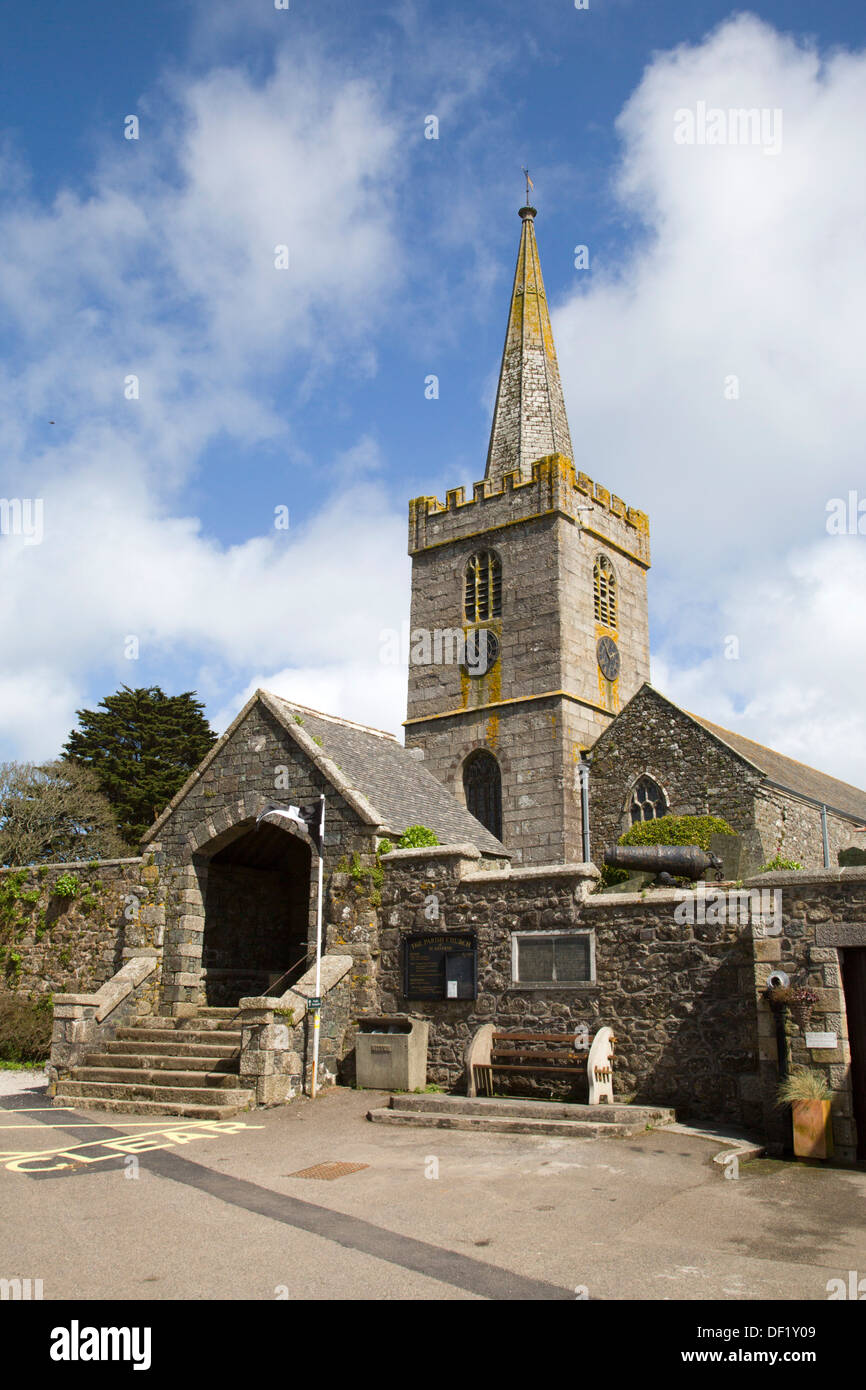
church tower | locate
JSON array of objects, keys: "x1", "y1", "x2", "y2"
[{"x1": 405, "y1": 199, "x2": 651, "y2": 864}]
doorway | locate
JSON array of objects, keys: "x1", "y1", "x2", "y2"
[
  {"x1": 841, "y1": 948, "x2": 866, "y2": 1160},
  {"x1": 200, "y1": 821, "x2": 312, "y2": 1005}
]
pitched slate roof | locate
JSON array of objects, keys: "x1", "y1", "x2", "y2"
[
  {"x1": 262, "y1": 693, "x2": 508, "y2": 856},
  {"x1": 605, "y1": 683, "x2": 866, "y2": 823},
  {"x1": 143, "y1": 689, "x2": 508, "y2": 857},
  {"x1": 688, "y1": 710, "x2": 866, "y2": 823}
]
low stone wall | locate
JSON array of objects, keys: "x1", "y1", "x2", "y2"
[
  {"x1": 0, "y1": 858, "x2": 154, "y2": 999},
  {"x1": 47, "y1": 956, "x2": 160, "y2": 1089},
  {"x1": 238, "y1": 953, "x2": 353, "y2": 1105},
  {"x1": 378, "y1": 850, "x2": 866, "y2": 1158},
  {"x1": 379, "y1": 846, "x2": 603, "y2": 1091}
]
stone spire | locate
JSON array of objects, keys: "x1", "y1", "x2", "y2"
[{"x1": 485, "y1": 202, "x2": 574, "y2": 482}]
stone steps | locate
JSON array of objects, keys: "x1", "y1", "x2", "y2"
[
  {"x1": 100, "y1": 1040, "x2": 239, "y2": 1059},
  {"x1": 114, "y1": 1027, "x2": 242, "y2": 1047},
  {"x1": 366, "y1": 1093, "x2": 675, "y2": 1139},
  {"x1": 84, "y1": 1051, "x2": 237, "y2": 1072},
  {"x1": 52, "y1": 1007, "x2": 249, "y2": 1118},
  {"x1": 57, "y1": 1097, "x2": 252, "y2": 1121},
  {"x1": 71, "y1": 1067, "x2": 244, "y2": 1088},
  {"x1": 57, "y1": 1078, "x2": 252, "y2": 1107},
  {"x1": 390, "y1": 1094, "x2": 675, "y2": 1124}
]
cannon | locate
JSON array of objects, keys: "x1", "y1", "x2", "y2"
[{"x1": 604, "y1": 843, "x2": 724, "y2": 885}]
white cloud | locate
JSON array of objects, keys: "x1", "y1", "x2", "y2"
[
  {"x1": 0, "y1": 43, "x2": 407, "y2": 759},
  {"x1": 553, "y1": 14, "x2": 866, "y2": 784}
]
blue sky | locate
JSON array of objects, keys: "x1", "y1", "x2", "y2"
[{"x1": 1, "y1": 0, "x2": 865, "y2": 785}]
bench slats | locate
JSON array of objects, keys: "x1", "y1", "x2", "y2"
[
  {"x1": 491, "y1": 1049, "x2": 585, "y2": 1062},
  {"x1": 492, "y1": 1032, "x2": 581, "y2": 1043},
  {"x1": 487, "y1": 1064, "x2": 585, "y2": 1075}
]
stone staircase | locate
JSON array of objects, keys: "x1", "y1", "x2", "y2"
[
  {"x1": 367, "y1": 1093, "x2": 676, "y2": 1138},
  {"x1": 52, "y1": 1006, "x2": 255, "y2": 1119}
]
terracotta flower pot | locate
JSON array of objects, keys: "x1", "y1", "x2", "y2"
[{"x1": 792, "y1": 1099, "x2": 834, "y2": 1160}]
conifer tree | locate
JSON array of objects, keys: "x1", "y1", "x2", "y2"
[{"x1": 62, "y1": 686, "x2": 217, "y2": 846}]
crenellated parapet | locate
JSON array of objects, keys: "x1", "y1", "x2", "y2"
[{"x1": 409, "y1": 453, "x2": 650, "y2": 566}]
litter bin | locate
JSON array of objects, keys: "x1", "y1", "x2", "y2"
[{"x1": 355, "y1": 1015, "x2": 429, "y2": 1091}]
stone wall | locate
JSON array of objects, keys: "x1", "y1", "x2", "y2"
[
  {"x1": 745, "y1": 866, "x2": 866, "y2": 1161},
  {"x1": 379, "y1": 847, "x2": 758, "y2": 1123},
  {"x1": 377, "y1": 849, "x2": 866, "y2": 1158},
  {"x1": 0, "y1": 857, "x2": 160, "y2": 1000},
  {"x1": 754, "y1": 786, "x2": 854, "y2": 870}
]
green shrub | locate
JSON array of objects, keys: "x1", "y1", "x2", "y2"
[
  {"x1": 398, "y1": 825, "x2": 439, "y2": 848},
  {"x1": 377, "y1": 838, "x2": 394, "y2": 857},
  {"x1": 53, "y1": 873, "x2": 81, "y2": 899},
  {"x1": 618, "y1": 814, "x2": 736, "y2": 853},
  {"x1": 759, "y1": 856, "x2": 803, "y2": 873},
  {"x1": 0, "y1": 992, "x2": 53, "y2": 1064}
]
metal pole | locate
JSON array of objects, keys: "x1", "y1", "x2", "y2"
[
  {"x1": 310, "y1": 796, "x2": 325, "y2": 1099},
  {"x1": 579, "y1": 758, "x2": 591, "y2": 863},
  {"x1": 821, "y1": 804, "x2": 830, "y2": 868}
]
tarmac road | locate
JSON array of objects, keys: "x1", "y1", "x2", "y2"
[{"x1": 1, "y1": 1072, "x2": 864, "y2": 1302}]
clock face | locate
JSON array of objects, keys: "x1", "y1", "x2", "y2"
[
  {"x1": 597, "y1": 635, "x2": 620, "y2": 681},
  {"x1": 464, "y1": 628, "x2": 500, "y2": 677}
]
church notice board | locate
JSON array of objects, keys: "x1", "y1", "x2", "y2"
[{"x1": 402, "y1": 932, "x2": 478, "y2": 1001}]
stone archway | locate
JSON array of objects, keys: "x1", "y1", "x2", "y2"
[
  {"x1": 198, "y1": 819, "x2": 312, "y2": 1004},
  {"x1": 160, "y1": 798, "x2": 317, "y2": 1013}
]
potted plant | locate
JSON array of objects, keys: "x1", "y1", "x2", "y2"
[
  {"x1": 789, "y1": 986, "x2": 818, "y2": 1031},
  {"x1": 778, "y1": 1067, "x2": 834, "y2": 1160}
]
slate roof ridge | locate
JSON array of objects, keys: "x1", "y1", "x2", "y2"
[{"x1": 264, "y1": 694, "x2": 399, "y2": 742}]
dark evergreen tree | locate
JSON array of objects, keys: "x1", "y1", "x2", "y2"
[{"x1": 62, "y1": 686, "x2": 217, "y2": 846}]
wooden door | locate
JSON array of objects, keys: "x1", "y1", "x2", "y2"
[{"x1": 841, "y1": 948, "x2": 866, "y2": 1160}]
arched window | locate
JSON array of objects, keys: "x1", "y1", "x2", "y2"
[
  {"x1": 593, "y1": 555, "x2": 617, "y2": 629},
  {"x1": 463, "y1": 750, "x2": 503, "y2": 841},
  {"x1": 464, "y1": 551, "x2": 502, "y2": 622},
  {"x1": 629, "y1": 776, "x2": 668, "y2": 825}
]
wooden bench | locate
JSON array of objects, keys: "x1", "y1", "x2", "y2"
[{"x1": 467, "y1": 1025, "x2": 616, "y2": 1103}]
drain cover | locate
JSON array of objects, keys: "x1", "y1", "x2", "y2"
[{"x1": 287, "y1": 1162, "x2": 369, "y2": 1181}]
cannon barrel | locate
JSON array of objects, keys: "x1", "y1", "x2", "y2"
[{"x1": 604, "y1": 843, "x2": 723, "y2": 881}]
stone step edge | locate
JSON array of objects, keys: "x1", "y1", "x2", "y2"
[
  {"x1": 366, "y1": 1108, "x2": 647, "y2": 1138},
  {"x1": 115, "y1": 1029, "x2": 242, "y2": 1044},
  {"x1": 54, "y1": 1080, "x2": 254, "y2": 1106},
  {"x1": 103, "y1": 1041, "x2": 239, "y2": 1057},
  {"x1": 84, "y1": 1053, "x2": 238, "y2": 1071},
  {"x1": 49, "y1": 1097, "x2": 254, "y2": 1120},
  {"x1": 71, "y1": 1067, "x2": 242, "y2": 1088},
  {"x1": 388, "y1": 1095, "x2": 675, "y2": 1123}
]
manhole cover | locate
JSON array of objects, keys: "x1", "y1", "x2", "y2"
[{"x1": 287, "y1": 1162, "x2": 369, "y2": 1181}]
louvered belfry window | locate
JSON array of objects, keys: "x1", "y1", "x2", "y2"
[
  {"x1": 463, "y1": 750, "x2": 503, "y2": 842},
  {"x1": 464, "y1": 552, "x2": 502, "y2": 622},
  {"x1": 593, "y1": 555, "x2": 617, "y2": 628}
]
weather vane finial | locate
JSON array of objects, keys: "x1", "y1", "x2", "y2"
[{"x1": 522, "y1": 167, "x2": 534, "y2": 205}]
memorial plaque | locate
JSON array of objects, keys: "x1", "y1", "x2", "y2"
[{"x1": 403, "y1": 932, "x2": 477, "y2": 1001}]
